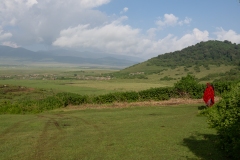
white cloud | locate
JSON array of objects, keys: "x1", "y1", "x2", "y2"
[
  {"x1": 179, "y1": 17, "x2": 192, "y2": 26},
  {"x1": 9, "y1": 18, "x2": 17, "y2": 26},
  {"x1": 156, "y1": 14, "x2": 179, "y2": 28},
  {"x1": 172, "y1": 28, "x2": 209, "y2": 49},
  {"x1": 26, "y1": 0, "x2": 38, "y2": 8},
  {"x1": 2, "y1": 41, "x2": 19, "y2": 48},
  {"x1": 123, "y1": 7, "x2": 128, "y2": 12},
  {"x1": 120, "y1": 7, "x2": 128, "y2": 14},
  {"x1": 192, "y1": 28, "x2": 209, "y2": 41},
  {"x1": 140, "y1": 28, "x2": 209, "y2": 58},
  {"x1": 79, "y1": 0, "x2": 111, "y2": 8},
  {"x1": 0, "y1": 0, "x2": 110, "y2": 12},
  {"x1": 156, "y1": 14, "x2": 191, "y2": 29},
  {"x1": 214, "y1": 27, "x2": 240, "y2": 44},
  {"x1": 0, "y1": 0, "x2": 111, "y2": 26},
  {"x1": 147, "y1": 28, "x2": 157, "y2": 39},
  {"x1": 0, "y1": 27, "x2": 12, "y2": 40},
  {"x1": 0, "y1": 0, "x2": 110, "y2": 46},
  {"x1": 53, "y1": 15, "x2": 210, "y2": 59},
  {"x1": 53, "y1": 17, "x2": 141, "y2": 53}
]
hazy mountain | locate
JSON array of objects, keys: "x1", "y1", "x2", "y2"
[
  {"x1": 0, "y1": 45, "x2": 143, "y2": 68},
  {"x1": 37, "y1": 49, "x2": 144, "y2": 62}
]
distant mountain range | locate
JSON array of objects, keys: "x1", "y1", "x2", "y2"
[{"x1": 0, "y1": 45, "x2": 144, "y2": 68}]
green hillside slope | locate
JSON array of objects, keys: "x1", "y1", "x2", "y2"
[
  {"x1": 148, "y1": 40, "x2": 240, "y2": 67},
  {"x1": 108, "y1": 40, "x2": 240, "y2": 83}
]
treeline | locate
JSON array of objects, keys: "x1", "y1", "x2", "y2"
[
  {"x1": 0, "y1": 75, "x2": 236, "y2": 114},
  {"x1": 148, "y1": 40, "x2": 240, "y2": 68}
]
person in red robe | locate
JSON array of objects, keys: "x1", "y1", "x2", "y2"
[{"x1": 203, "y1": 83, "x2": 215, "y2": 107}]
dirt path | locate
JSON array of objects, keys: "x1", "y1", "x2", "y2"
[{"x1": 63, "y1": 97, "x2": 221, "y2": 111}]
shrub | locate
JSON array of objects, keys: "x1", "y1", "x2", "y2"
[
  {"x1": 92, "y1": 93, "x2": 118, "y2": 104},
  {"x1": 205, "y1": 83, "x2": 240, "y2": 159},
  {"x1": 173, "y1": 74, "x2": 204, "y2": 98},
  {"x1": 92, "y1": 91, "x2": 139, "y2": 104},
  {"x1": 56, "y1": 92, "x2": 89, "y2": 105},
  {"x1": 119, "y1": 91, "x2": 139, "y2": 102},
  {"x1": 138, "y1": 87, "x2": 173, "y2": 101},
  {"x1": 160, "y1": 76, "x2": 175, "y2": 81},
  {"x1": 212, "y1": 81, "x2": 237, "y2": 95}
]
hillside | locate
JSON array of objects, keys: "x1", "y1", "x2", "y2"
[
  {"x1": 109, "y1": 40, "x2": 240, "y2": 82},
  {"x1": 125, "y1": 40, "x2": 240, "y2": 70},
  {"x1": 148, "y1": 40, "x2": 240, "y2": 67}
]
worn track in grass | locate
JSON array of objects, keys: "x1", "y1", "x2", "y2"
[{"x1": 0, "y1": 98, "x2": 226, "y2": 160}]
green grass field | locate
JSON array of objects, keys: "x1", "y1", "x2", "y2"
[
  {"x1": 121, "y1": 64, "x2": 234, "y2": 84},
  {"x1": 0, "y1": 67, "x2": 230, "y2": 159},
  {"x1": 0, "y1": 104, "x2": 227, "y2": 160},
  {"x1": 0, "y1": 67, "x2": 169, "y2": 95},
  {"x1": 1, "y1": 65, "x2": 233, "y2": 96},
  {"x1": 0, "y1": 79, "x2": 166, "y2": 96}
]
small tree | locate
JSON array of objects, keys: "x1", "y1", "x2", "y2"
[{"x1": 174, "y1": 74, "x2": 204, "y2": 98}]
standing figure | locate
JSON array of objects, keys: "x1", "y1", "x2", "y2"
[{"x1": 203, "y1": 83, "x2": 215, "y2": 107}]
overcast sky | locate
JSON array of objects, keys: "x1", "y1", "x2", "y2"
[{"x1": 0, "y1": 0, "x2": 240, "y2": 59}]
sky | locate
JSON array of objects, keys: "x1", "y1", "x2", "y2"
[{"x1": 0, "y1": 0, "x2": 240, "y2": 60}]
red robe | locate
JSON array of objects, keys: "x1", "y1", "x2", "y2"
[{"x1": 203, "y1": 85, "x2": 215, "y2": 106}]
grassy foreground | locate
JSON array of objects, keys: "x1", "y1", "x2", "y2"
[{"x1": 0, "y1": 104, "x2": 227, "y2": 160}]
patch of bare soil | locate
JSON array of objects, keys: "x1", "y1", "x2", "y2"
[
  {"x1": 0, "y1": 85, "x2": 35, "y2": 93},
  {"x1": 63, "y1": 97, "x2": 221, "y2": 111}
]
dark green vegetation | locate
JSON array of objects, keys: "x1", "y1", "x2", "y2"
[
  {"x1": 0, "y1": 105, "x2": 227, "y2": 160},
  {"x1": 108, "y1": 40, "x2": 240, "y2": 82},
  {"x1": 149, "y1": 40, "x2": 240, "y2": 67},
  {"x1": 201, "y1": 83, "x2": 240, "y2": 160}
]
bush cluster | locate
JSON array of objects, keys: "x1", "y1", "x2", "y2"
[
  {"x1": 173, "y1": 74, "x2": 204, "y2": 99},
  {"x1": 211, "y1": 81, "x2": 237, "y2": 95},
  {"x1": 0, "y1": 88, "x2": 173, "y2": 114},
  {"x1": 204, "y1": 83, "x2": 240, "y2": 159}
]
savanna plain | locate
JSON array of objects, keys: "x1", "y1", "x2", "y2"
[{"x1": 0, "y1": 66, "x2": 228, "y2": 160}]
